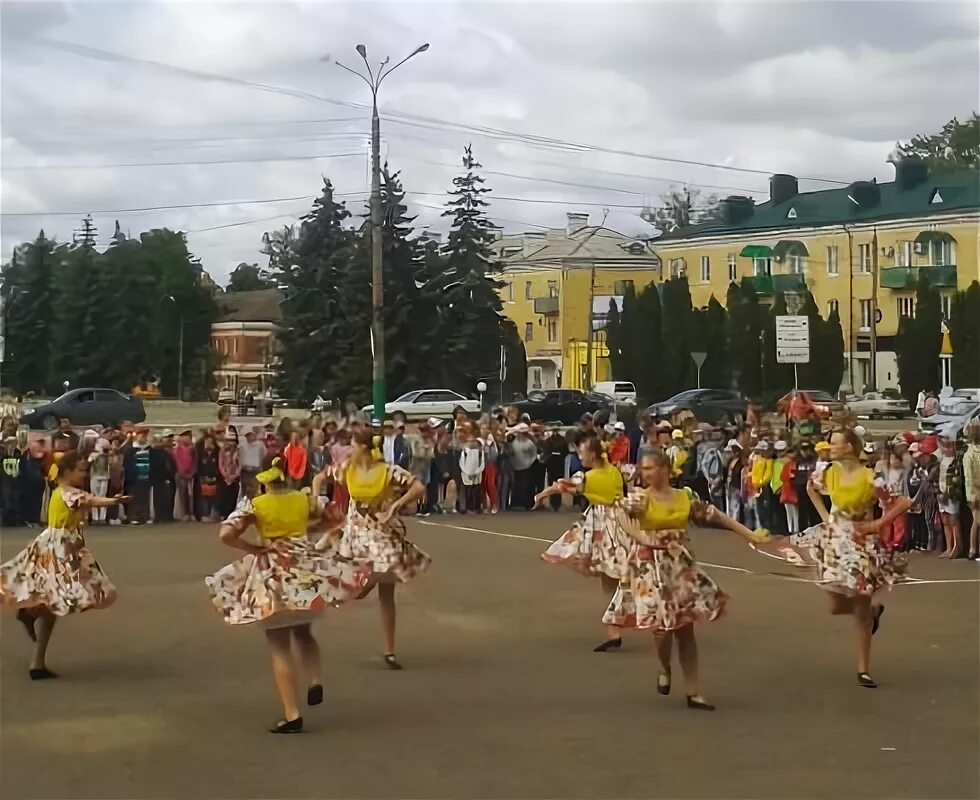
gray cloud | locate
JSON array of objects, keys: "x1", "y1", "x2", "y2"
[{"x1": 2, "y1": 1, "x2": 976, "y2": 282}]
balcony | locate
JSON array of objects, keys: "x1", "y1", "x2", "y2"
[
  {"x1": 879, "y1": 265, "x2": 957, "y2": 290},
  {"x1": 533, "y1": 295, "x2": 560, "y2": 314},
  {"x1": 747, "y1": 273, "x2": 806, "y2": 295}
]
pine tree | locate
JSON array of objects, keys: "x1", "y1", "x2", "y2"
[
  {"x1": 727, "y1": 279, "x2": 764, "y2": 398},
  {"x1": 605, "y1": 297, "x2": 627, "y2": 379},
  {"x1": 660, "y1": 276, "x2": 694, "y2": 396},
  {"x1": 896, "y1": 274, "x2": 943, "y2": 403},
  {"x1": 950, "y1": 280, "x2": 980, "y2": 388},
  {"x1": 689, "y1": 295, "x2": 729, "y2": 389},
  {"x1": 273, "y1": 180, "x2": 355, "y2": 403},
  {"x1": 0, "y1": 231, "x2": 60, "y2": 393},
  {"x1": 501, "y1": 318, "x2": 527, "y2": 401},
  {"x1": 631, "y1": 282, "x2": 666, "y2": 402},
  {"x1": 437, "y1": 145, "x2": 506, "y2": 394},
  {"x1": 820, "y1": 306, "x2": 846, "y2": 394}
]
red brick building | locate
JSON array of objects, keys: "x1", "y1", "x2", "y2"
[{"x1": 211, "y1": 289, "x2": 282, "y2": 396}]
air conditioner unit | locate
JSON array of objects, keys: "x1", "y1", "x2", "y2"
[{"x1": 914, "y1": 242, "x2": 926, "y2": 254}]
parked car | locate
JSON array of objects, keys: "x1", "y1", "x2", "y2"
[
  {"x1": 647, "y1": 389, "x2": 747, "y2": 426},
  {"x1": 776, "y1": 389, "x2": 846, "y2": 420},
  {"x1": 362, "y1": 389, "x2": 481, "y2": 421},
  {"x1": 511, "y1": 389, "x2": 612, "y2": 425},
  {"x1": 846, "y1": 391, "x2": 911, "y2": 419},
  {"x1": 20, "y1": 388, "x2": 146, "y2": 430},
  {"x1": 216, "y1": 387, "x2": 236, "y2": 405},
  {"x1": 591, "y1": 381, "x2": 637, "y2": 405},
  {"x1": 919, "y1": 389, "x2": 980, "y2": 434}
]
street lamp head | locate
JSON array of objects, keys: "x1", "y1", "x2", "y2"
[
  {"x1": 415, "y1": 43, "x2": 430, "y2": 54},
  {"x1": 477, "y1": 381, "x2": 488, "y2": 394},
  {"x1": 355, "y1": 44, "x2": 367, "y2": 58}
]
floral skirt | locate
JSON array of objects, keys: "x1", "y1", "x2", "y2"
[
  {"x1": 602, "y1": 536, "x2": 727, "y2": 632},
  {"x1": 541, "y1": 504, "x2": 635, "y2": 580},
  {"x1": 0, "y1": 526, "x2": 117, "y2": 616},
  {"x1": 808, "y1": 518, "x2": 904, "y2": 597},
  {"x1": 205, "y1": 537, "x2": 371, "y2": 626},
  {"x1": 338, "y1": 509, "x2": 431, "y2": 584}
]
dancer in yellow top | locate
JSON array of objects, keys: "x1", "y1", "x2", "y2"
[
  {"x1": 206, "y1": 457, "x2": 370, "y2": 733},
  {"x1": 0, "y1": 450, "x2": 129, "y2": 680},
  {"x1": 607, "y1": 449, "x2": 768, "y2": 710},
  {"x1": 334, "y1": 429, "x2": 428, "y2": 670},
  {"x1": 538, "y1": 434, "x2": 634, "y2": 651}
]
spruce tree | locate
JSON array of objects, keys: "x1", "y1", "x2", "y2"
[
  {"x1": 727, "y1": 279, "x2": 764, "y2": 398},
  {"x1": 659, "y1": 276, "x2": 694, "y2": 396},
  {"x1": 689, "y1": 295, "x2": 729, "y2": 389},
  {"x1": 821, "y1": 306, "x2": 846, "y2": 393},
  {"x1": 762, "y1": 292, "x2": 794, "y2": 395},
  {"x1": 631, "y1": 282, "x2": 666, "y2": 402},
  {"x1": 437, "y1": 145, "x2": 506, "y2": 394},
  {"x1": 272, "y1": 180, "x2": 355, "y2": 403},
  {"x1": 605, "y1": 297, "x2": 627, "y2": 379},
  {"x1": 950, "y1": 281, "x2": 980, "y2": 388},
  {"x1": 896, "y1": 274, "x2": 943, "y2": 403}
]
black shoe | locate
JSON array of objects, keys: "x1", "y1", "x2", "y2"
[
  {"x1": 686, "y1": 695, "x2": 715, "y2": 711},
  {"x1": 307, "y1": 684, "x2": 323, "y2": 706},
  {"x1": 269, "y1": 717, "x2": 303, "y2": 734},
  {"x1": 593, "y1": 638, "x2": 623, "y2": 653},
  {"x1": 384, "y1": 653, "x2": 403, "y2": 670},
  {"x1": 657, "y1": 672, "x2": 671, "y2": 696},
  {"x1": 16, "y1": 609, "x2": 36, "y2": 642},
  {"x1": 857, "y1": 672, "x2": 877, "y2": 689},
  {"x1": 871, "y1": 605, "x2": 885, "y2": 636},
  {"x1": 29, "y1": 667, "x2": 59, "y2": 681}
]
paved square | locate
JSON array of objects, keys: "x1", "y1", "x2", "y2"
[{"x1": 2, "y1": 514, "x2": 978, "y2": 799}]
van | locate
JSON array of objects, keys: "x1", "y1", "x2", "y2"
[{"x1": 592, "y1": 381, "x2": 637, "y2": 405}]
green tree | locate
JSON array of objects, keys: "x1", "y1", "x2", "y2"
[
  {"x1": 0, "y1": 231, "x2": 61, "y2": 394},
  {"x1": 761, "y1": 292, "x2": 794, "y2": 396},
  {"x1": 726, "y1": 279, "x2": 764, "y2": 397},
  {"x1": 631, "y1": 282, "x2": 667, "y2": 402},
  {"x1": 226, "y1": 262, "x2": 272, "y2": 292},
  {"x1": 501, "y1": 318, "x2": 527, "y2": 401},
  {"x1": 272, "y1": 180, "x2": 356, "y2": 403},
  {"x1": 896, "y1": 274, "x2": 943, "y2": 403},
  {"x1": 660, "y1": 276, "x2": 694, "y2": 396},
  {"x1": 688, "y1": 295, "x2": 729, "y2": 389},
  {"x1": 950, "y1": 280, "x2": 980, "y2": 388},
  {"x1": 896, "y1": 112, "x2": 979, "y2": 171},
  {"x1": 819, "y1": 306, "x2": 846, "y2": 394},
  {"x1": 605, "y1": 296, "x2": 627, "y2": 380},
  {"x1": 650, "y1": 187, "x2": 722, "y2": 233},
  {"x1": 436, "y1": 144, "x2": 507, "y2": 394}
]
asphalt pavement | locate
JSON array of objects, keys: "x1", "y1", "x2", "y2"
[{"x1": 1, "y1": 513, "x2": 977, "y2": 799}]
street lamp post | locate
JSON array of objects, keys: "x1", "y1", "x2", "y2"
[
  {"x1": 167, "y1": 296, "x2": 185, "y2": 401},
  {"x1": 334, "y1": 42, "x2": 429, "y2": 420}
]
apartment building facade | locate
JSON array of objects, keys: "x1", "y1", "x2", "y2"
[
  {"x1": 492, "y1": 213, "x2": 661, "y2": 392},
  {"x1": 654, "y1": 160, "x2": 978, "y2": 392}
]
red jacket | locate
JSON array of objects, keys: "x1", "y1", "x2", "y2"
[
  {"x1": 608, "y1": 436, "x2": 630, "y2": 465},
  {"x1": 779, "y1": 458, "x2": 798, "y2": 504}
]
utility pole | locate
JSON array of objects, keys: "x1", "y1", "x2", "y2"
[
  {"x1": 333, "y1": 43, "x2": 429, "y2": 420},
  {"x1": 582, "y1": 210, "x2": 609, "y2": 390},
  {"x1": 177, "y1": 317, "x2": 185, "y2": 402},
  {"x1": 843, "y1": 225, "x2": 855, "y2": 392},
  {"x1": 870, "y1": 227, "x2": 879, "y2": 392}
]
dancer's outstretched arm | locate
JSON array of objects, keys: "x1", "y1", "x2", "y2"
[
  {"x1": 703, "y1": 504, "x2": 770, "y2": 544},
  {"x1": 533, "y1": 478, "x2": 578, "y2": 508}
]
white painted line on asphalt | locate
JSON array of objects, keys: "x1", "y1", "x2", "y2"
[{"x1": 413, "y1": 518, "x2": 980, "y2": 586}]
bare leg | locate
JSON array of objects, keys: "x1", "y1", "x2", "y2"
[
  {"x1": 969, "y1": 511, "x2": 979, "y2": 557},
  {"x1": 675, "y1": 625, "x2": 705, "y2": 701},
  {"x1": 600, "y1": 574, "x2": 622, "y2": 642},
  {"x1": 290, "y1": 624, "x2": 322, "y2": 690},
  {"x1": 30, "y1": 612, "x2": 57, "y2": 672},
  {"x1": 378, "y1": 582, "x2": 397, "y2": 657},
  {"x1": 828, "y1": 592, "x2": 854, "y2": 616},
  {"x1": 940, "y1": 515, "x2": 954, "y2": 557},
  {"x1": 949, "y1": 516, "x2": 962, "y2": 558},
  {"x1": 653, "y1": 630, "x2": 673, "y2": 694},
  {"x1": 854, "y1": 596, "x2": 874, "y2": 675},
  {"x1": 265, "y1": 628, "x2": 300, "y2": 722}
]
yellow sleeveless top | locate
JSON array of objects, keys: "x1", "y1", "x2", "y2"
[
  {"x1": 582, "y1": 461, "x2": 625, "y2": 506},
  {"x1": 251, "y1": 491, "x2": 309, "y2": 539},
  {"x1": 346, "y1": 463, "x2": 390, "y2": 504},
  {"x1": 824, "y1": 463, "x2": 876, "y2": 515},
  {"x1": 641, "y1": 487, "x2": 693, "y2": 531},
  {"x1": 48, "y1": 487, "x2": 84, "y2": 530}
]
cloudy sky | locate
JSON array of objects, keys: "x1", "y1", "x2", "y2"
[{"x1": 2, "y1": 0, "x2": 977, "y2": 284}]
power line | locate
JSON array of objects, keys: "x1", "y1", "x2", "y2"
[
  {"x1": 1, "y1": 151, "x2": 364, "y2": 171},
  {"x1": 0, "y1": 194, "x2": 317, "y2": 217}
]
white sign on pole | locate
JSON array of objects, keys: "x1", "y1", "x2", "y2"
[{"x1": 775, "y1": 315, "x2": 810, "y2": 364}]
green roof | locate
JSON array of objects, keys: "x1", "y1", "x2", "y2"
[{"x1": 659, "y1": 168, "x2": 979, "y2": 242}]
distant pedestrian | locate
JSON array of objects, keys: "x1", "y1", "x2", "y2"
[{"x1": 123, "y1": 427, "x2": 153, "y2": 524}]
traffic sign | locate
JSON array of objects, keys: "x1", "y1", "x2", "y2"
[{"x1": 776, "y1": 315, "x2": 810, "y2": 364}]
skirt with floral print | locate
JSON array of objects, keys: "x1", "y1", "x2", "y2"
[
  {"x1": 0, "y1": 526, "x2": 117, "y2": 616},
  {"x1": 602, "y1": 533, "x2": 727, "y2": 632},
  {"x1": 338, "y1": 508, "x2": 431, "y2": 583},
  {"x1": 541, "y1": 504, "x2": 635, "y2": 580},
  {"x1": 205, "y1": 537, "x2": 371, "y2": 627},
  {"x1": 809, "y1": 517, "x2": 904, "y2": 597}
]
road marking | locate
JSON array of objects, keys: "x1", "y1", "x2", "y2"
[{"x1": 413, "y1": 518, "x2": 980, "y2": 585}]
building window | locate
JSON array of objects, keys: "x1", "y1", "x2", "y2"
[
  {"x1": 941, "y1": 356, "x2": 952, "y2": 389},
  {"x1": 827, "y1": 299, "x2": 839, "y2": 316},
  {"x1": 940, "y1": 293, "x2": 952, "y2": 320},
  {"x1": 669, "y1": 258, "x2": 686, "y2": 278},
  {"x1": 525, "y1": 281, "x2": 532, "y2": 300},
  {"x1": 547, "y1": 318, "x2": 558, "y2": 342},
  {"x1": 699, "y1": 256, "x2": 710, "y2": 283},
  {"x1": 930, "y1": 240, "x2": 954, "y2": 266},
  {"x1": 524, "y1": 322, "x2": 533, "y2": 342},
  {"x1": 547, "y1": 280, "x2": 558, "y2": 297},
  {"x1": 505, "y1": 282, "x2": 514, "y2": 301},
  {"x1": 787, "y1": 254, "x2": 805, "y2": 274},
  {"x1": 897, "y1": 297, "x2": 915, "y2": 319},
  {"x1": 896, "y1": 241, "x2": 912, "y2": 267},
  {"x1": 613, "y1": 279, "x2": 634, "y2": 295},
  {"x1": 860, "y1": 299, "x2": 873, "y2": 330},
  {"x1": 727, "y1": 252, "x2": 737, "y2": 282},
  {"x1": 827, "y1": 245, "x2": 839, "y2": 276},
  {"x1": 858, "y1": 243, "x2": 871, "y2": 274},
  {"x1": 753, "y1": 257, "x2": 771, "y2": 276}
]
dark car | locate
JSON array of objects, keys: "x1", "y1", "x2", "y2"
[
  {"x1": 646, "y1": 389, "x2": 747, "y2": 426},
  {"x1": 20, "y1": 388, "x2": 146, "y2": 430},
  {"x1": 511, "y1": 389, "x2": 612, "y2": 425}
]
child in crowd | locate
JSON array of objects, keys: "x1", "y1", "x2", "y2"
[
  {"x1": 88, "y1": 440, "x2": 111, "y2": 524},
  {"x1": 0, "y1": 436, "x2": 23, "y2": 527},
  {"x1": 769, "y1": 440, "x2": 789, "y2": 535},
  {"x1": 282, "y1": 430, "x2": 308, "y2": 490},
  {"x1": 458, "y1": 426, "x2": 485, "y2": 514},
  {"x1": 778, "y1": 443, "x2": 800, "y2": 535},
  {"x1": 195, "y1": 434, "x2": 220, "y2": 522},
  {"x1": 875, "y1": 444, "x2": 910, "y2": 551},
  {"x1": 751, "y1": 440, "x2": 775, "y2": 530},
  {"x1": 173, "y1": 428, "x2": 197, "y2": 522}
]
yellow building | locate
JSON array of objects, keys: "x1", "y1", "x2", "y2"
[
  {"x1": 654, "y1": 161, "x2": 979, "y2": 392},
  {"x1": 492, "y1": 213, "x2": 661, "y2": 391}
]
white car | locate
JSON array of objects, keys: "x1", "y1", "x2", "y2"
[
  {"x1": 362, "y1": 389, "x2": 481, "y2": 421},
  {"x1": 592, "y1": 381, "x2": 637, "y2": 405},
  {"x1": 847, "y1": 392, "x2": 910, "y2": 419}
]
